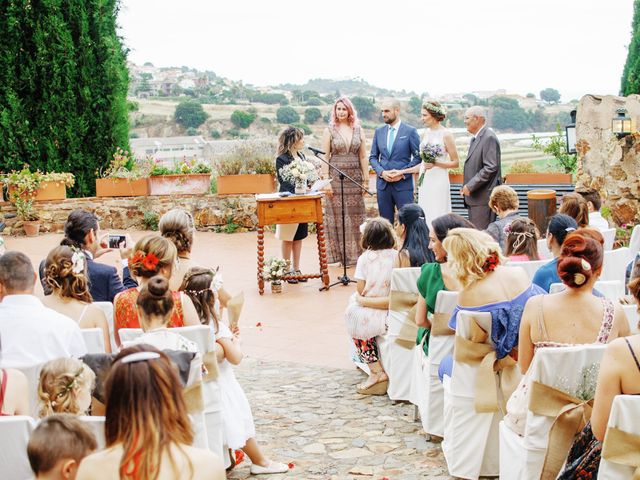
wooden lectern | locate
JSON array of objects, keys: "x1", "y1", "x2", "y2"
[{"x1": 256, "y1": 193, "x2": 330, "y2": 294}]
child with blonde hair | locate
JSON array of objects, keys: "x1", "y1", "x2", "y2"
[{"x1": 38, "y1": 358, "x2": 95, "y2": 418}]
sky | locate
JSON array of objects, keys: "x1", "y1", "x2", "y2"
[{"x1": 118, "y1": 0, "x2": 634, "y2": 101}]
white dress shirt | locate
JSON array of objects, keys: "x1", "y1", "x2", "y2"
[
  {"x1": 0, "y1": 295, "x2": 87, "y2": 367},
  {"x1": 589, "y1": 211, "x2": 610, "y2": 231}
]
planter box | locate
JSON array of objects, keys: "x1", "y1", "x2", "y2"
[
  {"x1": 505, "y1": 173, "x2": 573, "y2": 184},
  {"x1": 9, "y1": 181, "x2": 67, "y2": 201},
  {"x1": 96, "y1": 178, "x2": 150, "y2": 197},
  {"x1": 148, "y1": 174, "x2": 211, "y2": 195},
  {"x1": 217, "y1": 174, "x2": 275, "y2": 195},
  {"x1": 449, "y1": 173, "x2": 464, "y2": 184}
]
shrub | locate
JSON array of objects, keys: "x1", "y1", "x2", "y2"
[
  {"x1": 174, "y1": 101, "x2": 208, "y2": 129},
  {"x1": 531, "y1": 125, "x2": 577, "y2": 174},
  {"x1": 351, "y1": 96, "x2": 377, "y2": 120},
  {"x1": 260, "y1": 117, "x2": 272, "y2": 124},
  {"x1": 305, "y1": 97, "x2": 322, "y2": 106},
  {"x1": 304, "y1": 107, "x2": 322, "y2": 124},
  {"x1": 186, "y1": 127, "x2": 198, "y2": 136},
  {"x1": 214, "y1": 140, "x2": 277, "y2": 176},
  {"x1": 230, "y1": 110, "x2": 256, "y2": 129},
  {"x1": 293, "y1": 123, "x2": 312, "y2": 135},
  {"x1": 210, "y1": 129, "x2": 221, "y2": 139},
  {"x1": 143, "y1": 211, "x2": 159, "y2": 231},
  {"x1": 227, "y1": 128, "x2": 241, "y2": 138},
  {"x1": 507, "y1": 161, "x2": 537, "y2": 174},
  {"x1": 276, "y1": 106, "x2": 300, "y2": 124}
]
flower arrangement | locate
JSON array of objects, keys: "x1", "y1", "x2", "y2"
[
  {"x1": 3, "y1": 165, "x2": 75, "y2": 200},
  {"x1": 148, "y1": 156, "x2": 212, "y2": 176},
  {"x1": 100, "y1": 148, "x2": 151, "y2": 179},
  {"x1": 262, "y1": 257, "x2": 290, "y2": 284},
  {"x1": 279, "y1": 158, "x2": 319, "y2": 188},
  {"x1": 214, "y1": 140, "x2": 277, "y2": 176},
  {"x1": 417, "y1": 143, "x2": 444, "y2": 187}
]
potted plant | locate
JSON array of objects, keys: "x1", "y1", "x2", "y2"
[
  {"x1": 96, "y1": 148, "x2": 150, "y2": 197},
  {"x1": 3, "y1": 166, "x2": 75, "y2": 202},
  {"x1": 503, "y1": 160, "x2": 573, "y2": 185},
  {"x1": 148, "y1": 157, "x2": 212, "y2": 195},
  {"x1": 215, "y1": 141, "x2": 277, "y2": 195},
  {"x1": 448, "y1": 167, "x2": 464, "y2": 184},
  {"x1": 262, "y1": 257, "x2": 290, "y2": 293},
  {"x1": 15, "y1": 198, "x2": 40, "y2": 236}
]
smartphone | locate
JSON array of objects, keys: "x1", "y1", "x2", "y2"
[{"x1": 108, "y1": 234, "x2": 126, "y2": 249}]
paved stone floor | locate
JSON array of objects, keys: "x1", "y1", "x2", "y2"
[{"x1": 228, "y1": 359, "x2": 450, "y2": 480}]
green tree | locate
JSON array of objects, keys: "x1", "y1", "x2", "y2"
[
  {"x1": 174, "y1": 101, "x2": 208, "y2": 129},
  {"x1": 532, "y1": 125, "x2": 577, "y2": 173},
  {"x1": 276, "y1": 106, "x2": 300, "y2": 124},
  {"x1": 0, "y1": 0, "x2": 130, "y2": 196},
  {"x1": 408, "y1": 96, "x2": 423, "y2": 115},
  {"x1": 540, "y1": 88, "x2": 561, "y2": 104},
  {"x1": 351, "y1": 96, "x2": 377, "y2": 120},
  {"x1": 304, "y1": 107, "x2": 322, "y2": 124},
  {"x1": 490, "y1": 96, "x2": 528, "y2": 131},
  {"x1": 293, "y1": 123, "x2": 312, "y2": 135},
  {"x1": 622, "y1": 0, "x2": 640, "y2": 95},
  {"x1": 230, "y1": 110, "x2": 256, "y2": 129}
]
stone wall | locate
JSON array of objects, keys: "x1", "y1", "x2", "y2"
[
  {"x1": 576, "y1": 94, "x2": 640, "y2": 225},
  {"x1": 0, "y1": 194, "x2": 380, "y2": 235}
]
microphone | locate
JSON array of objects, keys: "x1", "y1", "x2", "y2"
[{"x1": 308, "y1": 146, "x2": 325, "y2": 156}]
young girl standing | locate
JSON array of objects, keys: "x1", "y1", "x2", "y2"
[
  {"x1": 181, "y1": 267, "x2": 289, "y2": 475},
  {"x1": 345, "y1": 218, "x2": 398, "y2": 395}
]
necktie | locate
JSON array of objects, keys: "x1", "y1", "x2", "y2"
[{"x1": 387, "y1": 126, "x2": 395, "y2": 152}]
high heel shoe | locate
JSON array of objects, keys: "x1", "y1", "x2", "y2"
[{"x1": 356, "y1": 379, "x2": 388, "y2": 396}]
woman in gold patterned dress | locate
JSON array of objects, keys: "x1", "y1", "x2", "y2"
[{"x1": 320, "y1": 96, "x2": 369, "y2": 266}]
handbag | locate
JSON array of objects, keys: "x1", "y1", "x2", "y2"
[{"x1": 344, "y1": 292, "x2": 388, "y2": 340}]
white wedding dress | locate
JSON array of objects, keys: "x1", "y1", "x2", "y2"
[{"x1": 417, "y1": 127, "x2": 452, "y2": 227}]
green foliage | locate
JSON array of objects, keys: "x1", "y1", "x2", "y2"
[
  {"x1": 230, "y1": 110, "x2": 256, "y2": 129},
  {"x1": 15, "y1": 198, "x2": 39, "y2": 221},
  {"x1": 622, "y1": 0, "x2": 640, "y2": 95},
  {"x1": 227, "y1": 128, "x2": 241, "y2": 138},
  {"x1": 408, "y1": 96, "x2": 423, "y2": 115},
  {"x1": 142, "y1": 211, "x2": 159, "y2": 231},
  {"x1": 526, "y1": 93, "x2": 536, "y2": 99},
  {"x1": 491, "y1": 96, "x2": 528, "y2": 131},
  {"x1": 304, "y1": 107, "x2": 322, "y2": 124},
  {"x1": 507, "y1": 160, "x2": 537, "y2": 174},
  {"x1": 304, "y1": 97, "x2": 322, "y2": 106},
  {"x1": 351, "y1": 96, "x2": 377, "y2": 120},
  {"x1": 0, "y1": 0, "x2": 130, "y2": 196},
  {"x1": 127, "y1": 101, "x2": 140, "y2": 111},
  {"x1": 210, "y1": 129, "x2": 221, "y2": 139},
  {"x1": 531, "y1": 125, "x2": 577, "y2": 174},
  {"x1": 214, "y1": 140, "x2": 277, "y2": 176},
  {"x1": 276, "y1": 106, "x2": 300, "y2": 124},
  {"x1": 186, "y1": 127, "x2": 198, "y2": 136},
  {"x1": 260, "y1": 117, "x2": 272, "y2": 124},
  {"x1": 293, "y1": 123, "x2": 312, "y2": 135},
  {"x1": 148, "y1": 157, "x2": 212, "y2": 176},
  {"x1": 540, "y1": 88, "x2": 561, "y2": 104},
  {"x1": 250, "y1": 92, "x2": 289, "y2": 105},
  {"x1": 174, "y1": 101, "x2": 208, "y2": 129},
  {"x1": 3, "y1": 166, "x2": 75, "y2": 200}
]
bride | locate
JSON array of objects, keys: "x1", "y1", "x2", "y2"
[{"x1": 413, "y1": 101, "x2": 460, "y2": 226}]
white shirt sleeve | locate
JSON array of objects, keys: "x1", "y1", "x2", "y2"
[{"x1": 354, "y1": 252, "x2": 368, "y2": 281}]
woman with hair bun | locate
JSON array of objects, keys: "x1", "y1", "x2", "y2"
[
  {"x1": 505, "y1": 228, "x2": 630, "y2": 436},
  {"x1": 42, "y1": 245, "x2": 111, "y2": 352}
]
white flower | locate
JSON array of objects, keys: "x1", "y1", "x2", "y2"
[{"x1": 71, "y1": 251, "x2": 85, "y2": 275}]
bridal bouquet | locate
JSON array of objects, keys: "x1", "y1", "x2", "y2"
[
  {"x1": 417, "y1": 143, "x2": 444, "y2": 187},
  {"x1": 279, "y1": 158, "x2": 319, "y2": 187},
  {"x1": 262, "y1": 257, "x2": 290, "y2": 283}
]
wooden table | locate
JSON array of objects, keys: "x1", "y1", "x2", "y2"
[{"x1": 256, "y1": 193, "x2": 330, "y2": 294}]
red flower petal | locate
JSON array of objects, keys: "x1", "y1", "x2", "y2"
[
  {"x1": 287, "y1": 463, "x2": 294, "y2": 469},
  {"x1": 234, "y1": 450, "x2": 245, "y2": 465},
  {"x1": 256, "y1": 322, "x2": 262, "y2": 327}
]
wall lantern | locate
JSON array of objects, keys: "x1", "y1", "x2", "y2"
[
  {"x1": 565, "y1": 109, "x2": 577, "y2": 155},
  {"x1": 612, "y1": 108, "x2": 633, "y2": 139}
]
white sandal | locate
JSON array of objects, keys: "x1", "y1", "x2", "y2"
[{"x1": 250, "y1": 460, "x2": 290, "y2": 475}]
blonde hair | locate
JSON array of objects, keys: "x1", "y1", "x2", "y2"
[
  {"x1": 129, "y1": 235, "x2": 177, "y2": 279},
  {"x1": 489, "y1": 185, "x2": 519, "y2": 212},
  {"x1": 443, "y1": 228, "x2": 504, "y2": 288},
  {"x1": 38, "y1": 358, "x2": 95, "y2": 418}
]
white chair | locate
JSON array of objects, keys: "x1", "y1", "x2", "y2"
[
  {"x1": 549, "y1": 282, "x2": 565, "y2": 294},
  {"x1": 442, "y1": 311, "x2": 501, "y2": 479},
  {"x1": 81, "y1": 328, "x2": 106, "y2": 354},
  {"x1": 418, "y1": 290, "x2": 458, "y2": 438},
  {"x1": 94, "y1": 301, "x2": 116, "y2": 352},
  {"x1": 623, "y1": 304, "x2": 639, "y2": 334},
  {"x1": 378, "y1": 267, "x2": 421, "y2": 402},
  {"x1": 79, "y1": 416, "x2": 106, "y2": 449},
  {"x1": 594, "y1": 280, "x2": 625, "y2": 300},
  {"x1": 117, "y1": 328, "x2": 144, "y2": 345},
  {"x1": 602, "y1": 247, "x2": 631, "y2": 286},
  {"x1": 499, "y1": 344, "x2": 606, "y2": 480},
  {"x1": 172, "y1": 325, "x2": 214, "y2": 353},
  {"x1": 599, "y1": 394, "x2": 640, "y2": 478},
  {"x1": 15, "y1": 363, "x2": 43, "y2": 417},
  {"x1": 628, "y1": 225, "x2": 640, "y2": 260},
  {"x1": 602, "y1": 228, "x2": 616, "y2": 252},
  {"x1": 508, "y1": 259, "x2": 548, "y2": 281},
  {"x1": 537, "y1": 238, "x2": 553, "y2": 260},
  {"x1": 0, "y1": 416, "x2": 36, "y2": 480}
]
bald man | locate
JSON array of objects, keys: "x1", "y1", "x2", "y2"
[
  {"x1": 461, "y1": 106, "x2": 502, "y2": 229},
  {"x1": 369, "y1": 99, "x2": 421, "y2": 224}
]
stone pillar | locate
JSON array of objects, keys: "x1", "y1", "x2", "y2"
[{"x1": 576, "y1": 94, "x2": 640, "y2": 225}]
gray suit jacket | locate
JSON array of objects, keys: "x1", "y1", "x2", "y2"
[{"x1": 463, "y1": 126, "x2": 502, "y2": 206}]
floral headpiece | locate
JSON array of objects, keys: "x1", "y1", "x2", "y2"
[
  {"x1": 423, "y1": 102, "x2": 447, "y2": 117},
  {"x1": 574, "y1": 258, "x2": 592, "y2": 286},
  {"x1": 509, "y1": 231, "x2": 534, "y2": 252},
  {"x1": 130, "y1": 250, "x2": 159, "y2": 271},
  {"x1": 482, "y1": 252, "x2": 500, "y2": 273},
  {"x1": 70, "y1": 248, "x2": 85, "y2": 275},
  {"x1": 183, "y1": 268, "x2": 219, "y2": 295},
  {"x1": 51, "y1": 366, "x2": 85, "y2": 406}
]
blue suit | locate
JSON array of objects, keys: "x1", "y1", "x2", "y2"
[{"x1": 369, "y1": 122, "x2": 421, "y2": 223}]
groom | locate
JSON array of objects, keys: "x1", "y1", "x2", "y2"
[{"x1": 369, "y1": 99, "x2": 421, "y2": 224}]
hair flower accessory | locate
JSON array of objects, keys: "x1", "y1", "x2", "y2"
[
  {"x1": 581, "y1": 259, "x2": 592, "y2": 271},
  {"x1": 423, "y1": 102, "x2": 447, "y2": 116},
  {"x1": 142, "y1": 252, "x2": 159, "y2": 271},
  {"x1": 574, "y1": 273, "x2": 587, "y2": 286},
  {"x1": 71, "y1": 250, "x2": 85, "y2": 274},
  {"x1": 482, "y1": 252, "x2": 500, "y2": 273},
  {"x1": 130, "y1": 251, "x2": 144, "y2": 265}
]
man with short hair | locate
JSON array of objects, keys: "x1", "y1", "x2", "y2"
[
  {"x1": 0, "y1": 251, "x2": 86, "y2": 367},
  {"x1": 577, "y1": 188, "x2": 609, "y2": 231},
  {"x1": 369, "y1": 99, "x2": 421, "y2": 224},
  {"x1": 462, "y1": 106, "x2": 502, "y2": 229}
]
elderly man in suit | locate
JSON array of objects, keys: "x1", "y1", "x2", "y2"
[
  {"x1": 461, "y1": 106, "x2": 502, "y2": 229},
  {"x1": 369, "y1": 99, "x2": 421, "y2": 224}
]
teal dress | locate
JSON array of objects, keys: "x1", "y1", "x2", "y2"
[{"x1": 416, "y1": 263, "x2": 446, "y2": 356}]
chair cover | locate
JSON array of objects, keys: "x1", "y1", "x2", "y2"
[
  {"x1": 94, "y1": 301, "x2": 116, "y2": 352},
  {"x1": 0, "y1": 416, "x2": 36, "y2": 480},
  {"x1": 537, "y1": 239, "x2": 553, "y2": 260},
  {"x1": 79, "y1": 415, "x2": 106, "y2": 449},
  {"x1": 172, "y1": 325, "x2": 214, "y2": 353},
  {"x1": 419, "y1": 290, "x2": 458, "y2": 437},
  {"x1": 622, "y1": 304, "x2": 639, "y2": 334},
  {"x1": 81, "y1": 328, "x2": 106, "y2": 354},
  {"x1": 521, "y1": 344, "x2": 606, "y2": 479},
  {"x1": 602, "y1": 248, "x2": 631, "y2": 286},
  {"x1": 442, "y1": 310, "x2": 501, "y2": 479},
  {"x1": 15, "y1": 363, "x2": 43, "y2": 417},
  {"x1": 378, "y1": 267, "x2": 421, "y2": 402},
  {"x1": 599, "y1": 394, "x2": 640, "y2": 479},
  {"x1": 593, "y1": 280, "x2": 625, "y2": 300},
  {"x1": 549, "y1": 282, "x2": 565, "y2": 294},
  {"x1": 628, "y1": 225, "x2": 640, "y2": 261},
  {"x1": 117, "y1": 328, "x2": 144, "y2": 344},
  {"x1": 508, "y1": 259, "x2": 548, "y2": 281},
  {"x1": 602, "y1": 228, "x2": 616, "y2": 252}
]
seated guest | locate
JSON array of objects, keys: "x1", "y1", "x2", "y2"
[
  {"x1": 559, "y1": 192, "x2": 589, "y2": 228},
  {"x1": 485, "y1": 185, "x2": 522, "y2": 250},
  {"x1": 0, "y1": 252, "x2": 86, "y2": 367},
  {"x1": 505, "y1": 229, "x2": 630, "y2": 436},
  {"x1": 28, "y1": 414, "x2": 97, "y2": 480},
  {"x1": 42, "y1": 246, "x2": 111, "y2": 353},
  {"x1": 438, "y1": 228, "x2": 543, "y2": 379},
  {"x1": 0, "y1": 366, "x2": 29, "y2": 415},
  {"x1": 76, "y1": 345, "x2": 225, "y2": 480},
  {"x1": 39, "y1": 209, "x2": 137, "y2": 302},
  {"x1": 395, "y1": 203, "x2": 435, "y2": 268},
  {"x1": 38, "y1": 358, "x2": 95, "y2": 418},
  {"x1": 532, "y1": 214, "x2": 579, "y2": 292},
  {"x1": 113, "y1": 235, "x2": 199, "y2": 345},
  {"x1": 577, "y1": 188, "x2": 609, "y2": 231},
  {"x1": 415, "y1": 214, "x2": 473, "y2": 354},
  {"x1": 504, "y1": 217, "x2": 540, "y2": 261}
]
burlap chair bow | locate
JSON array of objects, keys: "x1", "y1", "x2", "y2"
[
  {"x1": 529, "y1": 381, "x2": 594, "y2": 480},
  {"x1": 453, "y1": 319, "x2": 520, "y2": 414},
  {"x1": 602, "y1": 427, "x2": 640, "y2": 480},
  {"x1": 431, "y1": 312, "x2": 454, "y2": 336},
  {"x1": 389, "y1": 290, "x2": 419, "y2": 349}
]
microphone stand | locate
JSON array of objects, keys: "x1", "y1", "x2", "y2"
[{"x1": 310, "y1": 149, "x2": 373, "y2": 290}]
